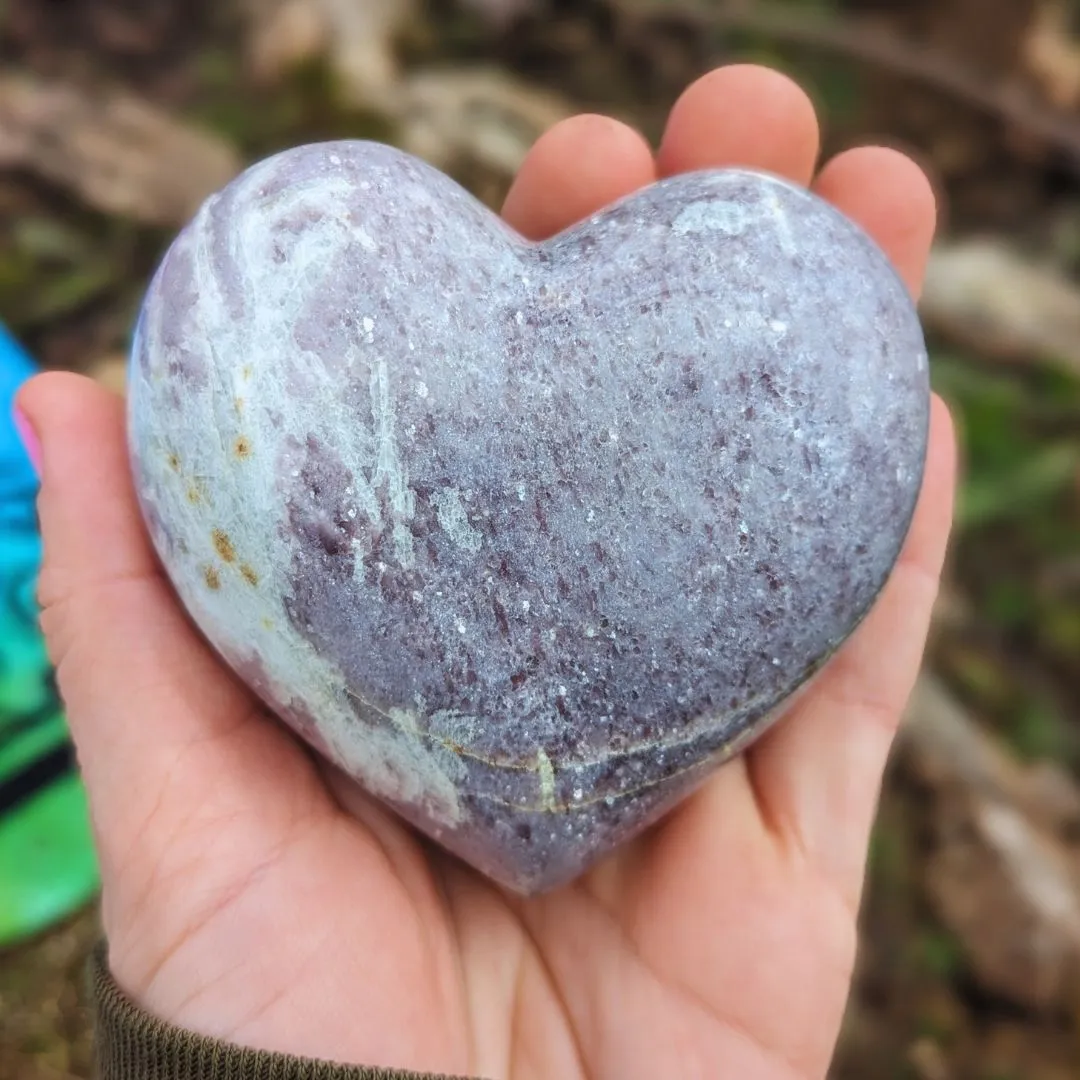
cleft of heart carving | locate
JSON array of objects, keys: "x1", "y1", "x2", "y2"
[{"x1": 127, "y1": 140, "x2": 929, "y2": 894}]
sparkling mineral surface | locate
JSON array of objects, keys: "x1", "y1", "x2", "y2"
[{"x1": 127, "y1": 140, "x2": 930, "y2": 893}]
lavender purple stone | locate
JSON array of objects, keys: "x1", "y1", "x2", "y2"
[{"x1": 126, "y1": 140, "x2": 930, "y2": 893}]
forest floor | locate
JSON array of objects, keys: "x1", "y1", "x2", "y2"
[{"x1": 1, "y1": 1, "x2": 1079, "y2": 1077}]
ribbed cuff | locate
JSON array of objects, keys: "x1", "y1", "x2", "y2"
[{"x1": 89, "y1": 942, "x2": 475, "y2": 1080}]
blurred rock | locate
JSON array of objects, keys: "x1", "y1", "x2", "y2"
[
  {"x1": 900, "y1": 677, "x2": 1080, "y2": 1012},
  {"x1": 922, "y1": 239, "x2": 1080, "y2": 380},
  {"x1": 0, "y1": 74, "x2": 240, "y2": 227}
]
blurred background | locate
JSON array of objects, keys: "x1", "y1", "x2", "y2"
[{"x1": 0, "y1": 0, "x2": 1078, "y2": 1077}]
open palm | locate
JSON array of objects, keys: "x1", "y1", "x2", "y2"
[{"x1": 20, "y1": 65, "x2": 956, "y2": 1080}]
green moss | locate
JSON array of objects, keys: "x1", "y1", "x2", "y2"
[
  {"x1": 1006, "y1": 695, "x2": 1074, "y2": 763},
  {"x1": 867, "y1": 815, "x2": 910, "y2": 891},
  {"x1": 915, "y1": 928, "x2": 968, "y2": 982},
  {"x1": 0, "y1": 210, "x2": 151, "y2": 335},
  {"x1": 188, "y1": 55, "x2": 396, "y2": 163},
  {"x1": 947, "y1": 647, "x2": 1015, "y2": 707}
]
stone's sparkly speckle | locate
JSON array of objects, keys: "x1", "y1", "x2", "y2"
[{"x1": 126, "y1": 139, "x2": 930, "y2": 895}]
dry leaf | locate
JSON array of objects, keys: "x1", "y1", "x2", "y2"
[
  {"x1": 240, "y1": 0, "x2": 415, "y2": 102},
  {"x1": 395, "y1": 67, "x2": 572, "y2": 177},
  {"x1": 239, "y1": 0, "x2": 567, "y2": 172},
  {"x1": 322, "y1": 0, "x2": 416, "y2": 104},
  {"x1": 457, "y1": 0, "x2": 541, "y2": 25},
  {"x1": 0, "y1": 74, "x2": 240, "y2": 226},
  {"x1": 908, "y1": 1038, "x2": 953, "y2": 1080},
  {"x1": 87, "y1": 353, "x2": 128, "y2": 395},
  {"x1": 243, "y1": 0, "x2": 328, "y2": 84},
  {"x1": 900, "y1": 677, "x2": 1080, "y2": 1012},
  {"x1": 1023, "y1": 0, "x2": 1080, "y2": 109},
  {"x1": 922, "y1": 239, "x2": 1080, "y2": 380}
]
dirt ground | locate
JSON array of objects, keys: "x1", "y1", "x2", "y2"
[{"x1": 1, "y1": 1, "x2": 1079, "y2": 1077}]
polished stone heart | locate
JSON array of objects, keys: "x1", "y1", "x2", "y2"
[{"x1": 127, "y1": 140, "x2": 929, "y2": 894}]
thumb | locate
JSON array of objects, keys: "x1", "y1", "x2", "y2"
[
  {"x1": 14, "y1": 372, "x2": 305, "y2": 904},
  {"x1": 18, "y1": 371, "x2": 168, "y2": 668}
]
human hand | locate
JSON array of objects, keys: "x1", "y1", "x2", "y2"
[{"x1": 17, "y1": 64, "x2": 956, "y2": 1080}]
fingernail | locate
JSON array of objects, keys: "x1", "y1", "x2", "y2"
[{"x1": 13, "y1": 404, "x2": 42, "y2": 476}]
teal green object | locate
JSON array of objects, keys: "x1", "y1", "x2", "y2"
[{"x1": 0, "y1": 323, "x2": 99, "y2": 946}]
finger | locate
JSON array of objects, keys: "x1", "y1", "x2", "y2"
[
  {"x1": 15, "y1": 373, "x2": 319, "y2": 875},
  {"x1": 502, "y1": 113, "x2": 657, "y2": 240},
  {"x1": 814, "y1": 146, "x2": 938, "y2": 300},
  {"x1": 746, "y1": 394, "x2": 957, "y2": 911},
  {"x1": 657, "y1": 65, "x2": 820, "y2": 185}
]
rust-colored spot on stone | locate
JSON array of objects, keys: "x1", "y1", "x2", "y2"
[
  {"x1": 240, "y1": 563, "x2": 259, "y2": 586},
  {"x1": 261, "y1": 617, "x2": 274, "y2": 630},
  {"x1": 186, "y1": 484, "x2": 201, "y2": 504},
  {"x1": 212, "y1": 528, "x2": 236, "y2": 563},
  {"x1": 167, "y1": 452, "x2": 181, "y2": 472},
  {"x1": 233, "y1": 435, "x2": 252, "y2": 459},
  {"x1": 203, "y1": 565, "x2": 221, "y2": 590},
  {"x1": 241, "y1": 364, "x2": 253, "y2": 381}
]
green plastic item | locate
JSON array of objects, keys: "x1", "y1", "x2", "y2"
[{"x1": 1, "y1": 321, "x2": 100, "y2": 947}]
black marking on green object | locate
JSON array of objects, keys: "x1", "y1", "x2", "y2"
[{"x1": 0, "y1": 741, "x2": 76, "y2": 816}]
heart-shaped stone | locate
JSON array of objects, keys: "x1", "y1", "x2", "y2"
[{"x1": 127, "y1": 140, "x2": 929, "y2": 894}]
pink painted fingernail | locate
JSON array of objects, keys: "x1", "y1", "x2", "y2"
[{"x1": 13, "y1": 404, "x2": 42, "y2": 476}]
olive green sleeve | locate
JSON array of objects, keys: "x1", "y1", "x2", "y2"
[{"x1": 89, "y1": 942, "x2": 480, "y2": 1080}]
